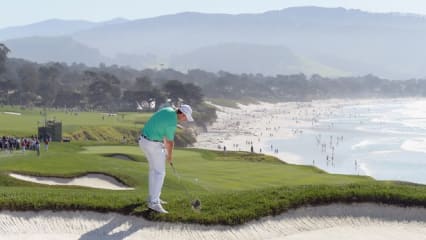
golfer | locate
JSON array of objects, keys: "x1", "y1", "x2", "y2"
[{"x1": 139, "y1": 104, "x2": 194, "y2": 213}]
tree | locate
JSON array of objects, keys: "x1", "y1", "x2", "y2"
[
  {"x1": 134, "y1": 76, "x2": 153, "y2": 91},
  {"x1": 88, "y1": 80, "x2": 115, "y2": 109},
  {"x1": 101, "y1": 72, "x2": 121, "y2": 98},
  {"x1": 38, "y1": 65, "x2": 60, "y2": 106},
  {"x1": 19, "y1": 63, "x2": 39, "y2": 93},
  {"x1": 53, "y1": 90, "x2": 81, "y2": 108},
  {"x1": 0, "y1": 43, "x2": 10, "y2": 74},
  {"x1": 183, "y1": 82, "x2": 203, "y2": 106},
  {"x1": 85, "y1": 71, "x2": 121, "y2": 110},
  {"x1": 0, "y1": 80, "x2": 17, "y2": 104},
  {"x1": 162, "y1": 80, "x2": 186, "y2": 103}
]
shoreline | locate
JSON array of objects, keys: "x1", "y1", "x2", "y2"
[
  {"x1": 194, "y1": 98, "x2": 426, "y2": 184},
  {"x1": 195, "y1": 99, "x2": 365, "y2": 164}
]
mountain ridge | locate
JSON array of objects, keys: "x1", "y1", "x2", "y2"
[{"x1": 1, "y1": 6, "x2": 425, "y2": 79}]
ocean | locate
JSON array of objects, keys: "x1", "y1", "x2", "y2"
[{"x1": 267, "y1": 98, "x2": 426, "y2": 184}]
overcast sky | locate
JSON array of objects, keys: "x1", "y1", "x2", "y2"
[{"x1": 2, "y1": 0, "x2": 426, "y2": 29}]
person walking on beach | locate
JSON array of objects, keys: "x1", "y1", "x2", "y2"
[{"x1": 138, "y1": 104, "x2": 194, "y2": 214}]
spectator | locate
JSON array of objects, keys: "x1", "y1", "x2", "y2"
[
  {"x1": 44, "y1": 136, "x2": 49, "y2": 151},
  {"x1": 35, "y1": 139, "x2": 40, "y2": 157}
]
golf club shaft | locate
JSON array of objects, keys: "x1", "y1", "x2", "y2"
[{"x1": 170, "y1": 164, "x2": 193, "y2": 200}]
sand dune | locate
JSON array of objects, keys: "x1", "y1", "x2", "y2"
[{"x1": 0, "y1": 203, "x2": 424, "y2": 240}]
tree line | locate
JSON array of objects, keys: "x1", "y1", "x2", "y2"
[
  {"x1": 0, "y1": 45, "x2": 204, "y2": 112},
  {"x1": 140, "y1": 70, "x2": 426, "y2": 101},
  {"x1": 2, "y1": 42, "x2": 426, "y2": 114}
]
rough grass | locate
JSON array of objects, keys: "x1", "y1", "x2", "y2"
[{"x1": 0, "y1": 143, "x2": 424, "y2": 225}]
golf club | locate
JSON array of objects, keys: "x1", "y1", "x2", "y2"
[{"x1": 170, "y1": 162, "x2": 201, "y2": 211}]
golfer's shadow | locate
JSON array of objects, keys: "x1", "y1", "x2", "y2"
[{"x1": 79, "y1": 216, "x2": 142, "y2": 240}]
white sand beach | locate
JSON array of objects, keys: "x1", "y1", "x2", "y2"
[
  {"x1": 194, "y1": 99, "x2": 367, "y2": 164},
  {"x1": 194, "y1": 98, "x2": 426, "y2": 184},
  {"x1": 0, "y1": 203, "x2": 424, "y2": 240}
]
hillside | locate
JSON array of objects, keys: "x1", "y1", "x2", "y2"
[
  {"x1": 2, "y1": 7, "x2": 426, "y2": 78},
  {"x1": 4, "y1": 36, "x2": 109, "y2": 65}
]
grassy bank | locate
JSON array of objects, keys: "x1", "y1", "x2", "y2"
[
  {"x1": 0, "y1": 106, "x2": 200, "y2": 147},
  {"x1": 0, "y1": 142, "x2": 424, "y2": 225},
  {"x1": 0, "y1": 106, "x2": 149, "y2": 141}
]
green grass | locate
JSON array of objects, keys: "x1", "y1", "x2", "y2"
[
  {"x1": 0, "y1": 142, "x2": 425, "y2": 225},
  {"x1": 0, "y1": 106, "x2": 150, "y2": 141},
  {"x1": 1, "y1": 106, "x2": 425, "y2": 225},
  {"x1": 82, "y1": 146, "x2": 372, "y2": 191}
]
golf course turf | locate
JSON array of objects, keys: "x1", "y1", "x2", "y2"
[
  {"x1": 0, "y1": 106, "x2": 425, "y2": 225},
  {"x1": 0, "y1": 142, "x2": 425, "y2": 225}
]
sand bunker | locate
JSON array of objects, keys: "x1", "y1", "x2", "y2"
[
  {"x1": 0, "y1": 203, "x2": 424, "y2": 240},
  {"x1": 3, "y1": 112, "x2": 22, "y2": 115},
  {"x1": 108, "y1": 154, "x2": 134, "y2": 161},
  {"x1": 9, "y1": 173, "x2": 134, "y2": 190}
]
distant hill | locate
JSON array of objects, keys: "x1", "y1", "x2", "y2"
[
  {"x1": 0, "y1": 18, "x2": 129, "y2": 41},
  {"x1": 4, "y1": 36, "x2": 109, "y2": 65},
  {"x1": 170, "y1": 43, "x2": 347, "y2": 76},
  {"x1": 1, "y1": 7, "x2": 426, "y2": 79}
]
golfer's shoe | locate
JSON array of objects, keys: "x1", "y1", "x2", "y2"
[
  {"x1": 148, "y1": 202, "x2": 168, "y2": 214},
  {"x1": 146, "y1": 199, "x2": 168, "y2": 205}
]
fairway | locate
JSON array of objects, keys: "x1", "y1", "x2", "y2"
[
  {"x1": 82, "y1": 145, "x2": 373, "y2": 191},
  {"x1": 0, "y1": 106, "x2": 150, "y2": 138}
]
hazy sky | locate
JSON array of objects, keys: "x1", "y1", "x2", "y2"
[{"x1": 2, "y1": 0, "x2": 426, "y2": 29}]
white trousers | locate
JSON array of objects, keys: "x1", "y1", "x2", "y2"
[{"x1": 138, "y1": 137, "x2": 166, "y2": 204}]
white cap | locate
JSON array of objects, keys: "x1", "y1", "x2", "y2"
[{"x1": 179, "y1": 104, "x2": 194, "y2": 122}]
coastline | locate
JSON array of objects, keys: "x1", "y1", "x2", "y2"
[
  {"x1": 194, "y1": 99, "x2": 367, "y2": 164},
  {"x1": 195, "y1": 98, "x2": 426, "y2": 184}
]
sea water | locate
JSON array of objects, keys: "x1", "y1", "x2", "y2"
[{"x1": 268, "y1": 98, "x2": 426, "y2": 184}]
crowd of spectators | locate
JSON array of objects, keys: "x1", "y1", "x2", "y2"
[{"x1": 1, "y1": 135, "x2": 50, "y2": 156}]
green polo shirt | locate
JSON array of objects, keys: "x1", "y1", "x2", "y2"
[{"x1": 142, "y1": 107, "x2": 177, "y2": 141}]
